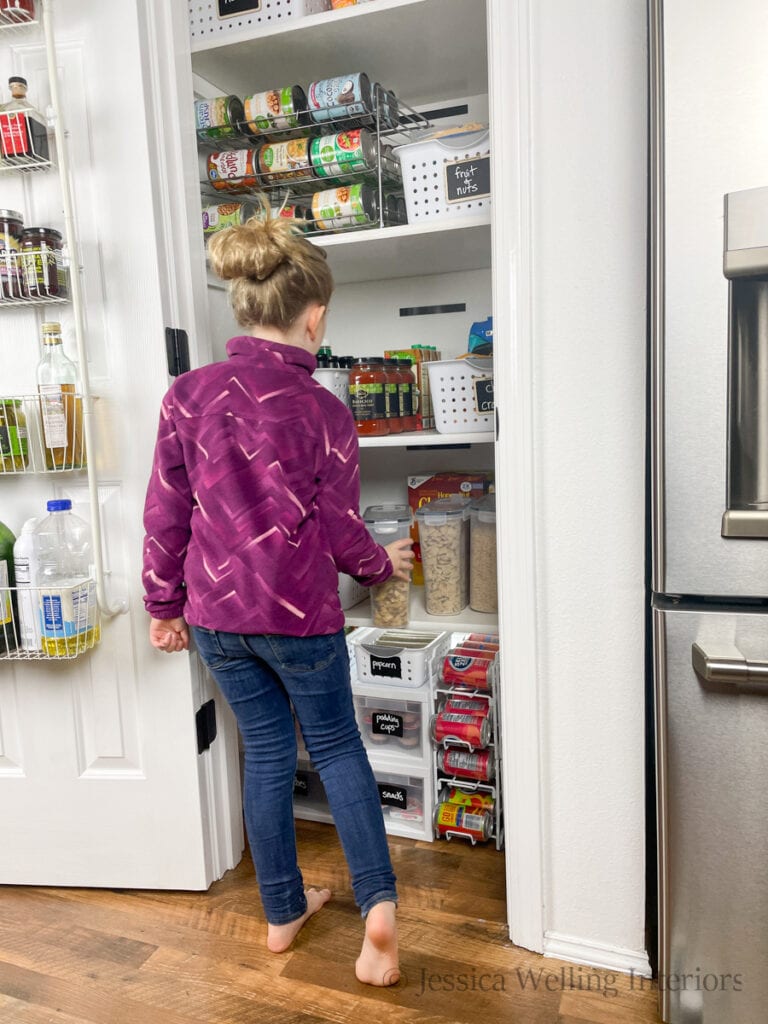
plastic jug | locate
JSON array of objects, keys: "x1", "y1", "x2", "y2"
[
  {"x1": 13, "y1": 516, "x2": 40, "y2": 651},
  {"x1": 34, "y1": 498, "x2": 99, "y2": 656}
]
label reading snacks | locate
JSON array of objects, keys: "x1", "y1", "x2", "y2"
[{"x1": 377, "y1": 783, "x2": 408, "y2": 809}]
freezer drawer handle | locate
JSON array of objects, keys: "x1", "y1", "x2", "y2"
[{"x1": 692, "y1": 642, "x2": 768, "y2": 690}]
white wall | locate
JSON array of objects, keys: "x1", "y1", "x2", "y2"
[{"x1": 531, "y1": 0, "x2": 649, "y2": 966}]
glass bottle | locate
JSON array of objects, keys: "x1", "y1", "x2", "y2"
[
  {"x1": 0, "y1": 75, "x2": 49, "y2": 163},
  {"x1": 37, "y1": 322, "x2": 86, "y2": 470}
]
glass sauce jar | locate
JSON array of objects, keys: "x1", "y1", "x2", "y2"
[
  {"x1": 383, "y1": 359, "x2": 403, "y2": 433},
  {"x1": 20, "y1": 226, "x2": 66, "y2": 298},
  {"x1": 0, "y1": 208, "x2": 23, "y2": 299},
  {"x1": 397, "y1": 358, "x2": 418, "y2": 432},
  {"x1": 349, "y1": 358, "x2": 389, "y2": 436}
]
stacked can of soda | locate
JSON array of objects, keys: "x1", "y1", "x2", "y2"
[{"x1": 432, "y1": 633, "x2": 501, "y2": 844}]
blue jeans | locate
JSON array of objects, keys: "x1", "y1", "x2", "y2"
[{"x1": 191, "y1": 626, "x2": 397, "y2": 925}]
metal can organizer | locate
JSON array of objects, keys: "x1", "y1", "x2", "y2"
[
  {"x1": 202, "y1": 202, "x2": 255, "y2": 237},
  {"x1": 242, "y1": 86, "x2": 308, "y2": 139},
  {"x1": 440, "y1": 653, "x2": 497, "y2": 692},
  {"x1": 195, "y1": 95, "x2": 245, "y2": 141},
  {"x1": 311, "y1": 183, "x2": 378, "y2": 232},
  {"x1": 207, "y1": 149, "x2": 261, "y2": 192},
  {"x1": 437, "y1": 747, "x2": 494, "y2": 782},
  {"x1": 307, "y1": 72, "x2": 373, "y2": 126},
  {"x1": 434, "y1": 801, "x2": 493, "y2": 842},
  {"x1": 309, "y1": 128, "x2": 377, "y2": 181},
  {"x1": 431, "y1": 712, "x2": 491, "y2": 750},
  {"x1": 257, "y1": 138, "x2": 315, "y2": 186}
]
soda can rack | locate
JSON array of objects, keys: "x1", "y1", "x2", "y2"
[
  {"x1": 0, "y1": 110, "x2": 54, "y2": 170},
  {"x1": 0, "y1": 248, "x2": 70, "y2": 304},
  {"x1": 0, "y1": 392, "x2": 87, "y2": 474},
  {"x1": 0, "y1": 580, "x2": 101, "y2": 661}
]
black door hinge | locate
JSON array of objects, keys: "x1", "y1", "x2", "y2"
[
  {"x1": 196, "y1": 699, "x2": 217, "y2": 754},
  {"x1": 165, "y1": 327, "x2": 190, "y2": 377}
]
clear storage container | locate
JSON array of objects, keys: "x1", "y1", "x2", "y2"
[
  {"x1": 414, "y1": 496, "x2": 470, "y2": 616},
  {"x1": 469, "y1": 493, "x2": 497, "y2": 613},
  {"x1": 363, "y1": 503, "x2": 411, "y2": 628}
]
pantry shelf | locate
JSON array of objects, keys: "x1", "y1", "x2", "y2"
[
  {"x1": 344, "y1": 588, "x2": 498, "y2": 632},
  {"x1": 190, "y1": 0, "x2": 487, "y2": 111},
  {"x1": 357, "y1": 426, "x2": 494, "y2": 448}
]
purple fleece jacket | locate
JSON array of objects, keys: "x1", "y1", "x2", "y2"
[{"x1": 142, "y1": 335, "x2": 392, "y2": 636}]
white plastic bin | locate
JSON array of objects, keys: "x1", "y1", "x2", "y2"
[
  {"x1": 393, "y1": 127, "x2": 491, "y2": 224},
  {"x1": 189, "y1": 1, "x2": 332, "y2": 47},
  {"x1": 427, "y1": 355, "x2": 494, "y2": 434}
]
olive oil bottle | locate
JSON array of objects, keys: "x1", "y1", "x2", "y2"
[{"x1": 36, "y1": 321, "x2": 86, "y2": 470}]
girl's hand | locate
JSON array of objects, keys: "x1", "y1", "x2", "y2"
[
  {"x1": 149, "y1": 617, "x2": 190, "y2": 653},
  {"x1": 385, "y1": 537, "x2": 415, "y2": 581}
]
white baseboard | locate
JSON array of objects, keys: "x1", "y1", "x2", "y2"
[{"x1": 544, "y1": 932, "x2": 652, "y2": 979}]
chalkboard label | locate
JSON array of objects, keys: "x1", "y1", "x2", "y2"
[
  {"x1": 369, "y1": 654, "x2": 402, "y2": 678},
  {"x1": 372, "y1": 712, "x2": 404, "y2": 738},
  {"x1": 473, "y1": 377, "x2": 494, "y2": 414},
  {"x1": 444, "y1": 155, "x2": 491, "y2": 204},
  {"x1": 218, "y1": 0, "x2": 262, "y2": 19},
  {"x1": 377, "y1": 783, "x2": 408, "y2": 809}
]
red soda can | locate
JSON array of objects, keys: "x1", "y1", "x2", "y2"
[
  {"x1": 434, "y1": 802, "x2": 492, "y2": 842},
  {"x1": 441, "y1": 654, "x2": 496, "y2": 691},
  {"x1": 440, "y1": 696, "x2": 490, "y2": 717},
  {"x1": 431, "y1": 712, "x2": 490, "y2": 749},
  {"x1": 438, "y1": 747, "x2": 494, "y2": 782}
]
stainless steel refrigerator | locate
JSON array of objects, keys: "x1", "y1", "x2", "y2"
[{"x1": 649, "y1": 1, "x2": 768, "y2": 1022}]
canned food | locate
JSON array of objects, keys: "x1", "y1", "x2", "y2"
[
  {"x1": 310, "y1": 128, "x2": 376, "y2": 180},
  {"x1": 441, "y1": 654, "x2": 497, "y2": 691},
  {"x1": 438, "y1": 785, "x2": 495, "y2": 812},
  {"x1": 195, "y1": 95, "x2": 245, "y2": 141},
  {"x1": 437, "y1": 747, "x2": 494, "y2": 782},
  {"x1": 307, "y1": 72, "x2": 373, "y2": 125},
  {"x1": 457, "y1": 640, "x2": 500, "y2": 652},
  {"x1": 434, "y1": 802, "x2": 492, "y2": 842},
  {"x1": 431, "y1": 712, "x2": 491, "y2": 750},
  {"x1": 242, "y1": 86, "x2": 308, "y2": 138},
  {"x1": 258, "y1": 138, "x2": 314, "y2": 185},
  {"x1": 440, "y1": 696, "x2": 490, "y2": 717},
  {"x1": 207, "y1": 149, "x2": 261, "y2": 192},
  {"x1": 0, "y1": 208, "x2": 23, "y2": 299},
  {"x1": 202, "y1": 202, "x2": 255, "y2": 237},
  {"x1": 311, "y1": 183, "x2": 378, "y2": 231},
  {"x1": 0, "y1": 398, "x2": 28, "y2": 472},
  {"x1": 267, "y1": 202, "x2": 314, "y2": 232}
]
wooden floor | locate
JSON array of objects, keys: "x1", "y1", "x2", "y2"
[{"x1": 0, "y1": 820, "x2": 661, "y2": 1024}]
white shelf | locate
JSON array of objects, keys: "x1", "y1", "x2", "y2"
[
  {"x1": 345, "y1": 586, "x2": 498, "y2": 632},
  {"x1": 358, "y1": 425, "x2": 494, "y2": 448},
  {"x1": 190, "y1": 0, "x2": 488, "y2": 109}
]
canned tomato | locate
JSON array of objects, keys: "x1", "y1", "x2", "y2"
[
  {"x1": 441, "y1": 654, "x2": 497, "y2": 691},
  {"x1": 268, "y1": 202, "x2": 314, "y2": 232},
  {"x1": 195, "y1": 95, "x2": 244, "y2": 141},
  {"x1": 434, "y1": 802, "x2": 492, "y2": 842},
  {"x1": 242, "y1": 86, "x2": 308, "y2": 138},
  {"x1": 438, "y1": 785, "x2": 495, "y2": 812},
  {"x1": 311, "y1": 183, "x2": 378, "y2": 231},
  {"x1": 307, "y1": 72, "x2": 373, "y2": 125},
  {"x1": 202, "y1": 202, "x2": 255, "y2": 236},
  {"x1": 437, "y1": 747, "x2": 494, "y2": 782},
  {"x1": 440, "y1": 696, "x2": 490, "y2": 717},
  {"x1": 258, "y1": 138, "x2": 314, "y2": 185},
  {"x1": 431, "y1": 712, "x2": 491, "y2": 749},
  {"x1": 207, "y1": 149, "x2": 260, "y2": 192},
  {"x1": 310, "y1": 128, "x2": 376, "y2": 180}
]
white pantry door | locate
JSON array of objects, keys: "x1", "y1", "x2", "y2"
[{"x1": 0, "y1": 0, "x2": 243, "y2": 887}]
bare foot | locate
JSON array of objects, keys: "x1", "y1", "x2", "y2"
[
  {"x1": 355, "y1": 900, "x2": 399, "y2": 986},
  {"x1": 267, "y1": 887, "x2": 332, "y2": 953}
]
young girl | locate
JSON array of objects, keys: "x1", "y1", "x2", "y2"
[{"x1": 142, "y1": 211, "x2": 412, "y2": 986}]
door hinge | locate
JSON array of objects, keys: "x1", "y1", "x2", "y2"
[
  {"x1": 196, "y1": 699, "x2": 217, "y2": 755},
  {"x1": 165, "y1": 327, "x2": 190, "y2": 377}
]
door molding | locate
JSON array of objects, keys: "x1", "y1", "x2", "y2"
[{"x1": 488, "y1": 0, "x2": 546, "y2": 952}]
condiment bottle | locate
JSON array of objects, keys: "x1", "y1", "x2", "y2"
[
  {"x1": 0, "y1": 208, "x2": 23, "y2": 298},
  {"x1": 20, "y1": 226, "x2": 66, "y2": 298},
  {"x1": 36, "y1": 322, "x2": 86, "y2": 470},
  {"x1": 397, "y1": 358, "x2": 418, "y2": 432},
  {"x1": 0, "y1": 75, "x2": 49, "y2": 163},
  {"x1": 349, "y1": 357, "x2": 389, "y2": 436},
  {"x1": 383, "y1": 359, "x2": 403, "y2": 433}
]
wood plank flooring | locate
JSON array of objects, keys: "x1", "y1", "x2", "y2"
[{"x1": 0, "y1": 821, "x2": 661, "y2": 1024}]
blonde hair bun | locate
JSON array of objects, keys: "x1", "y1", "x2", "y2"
[{"x1": 208, "y1": 213, "x2": 297, "y2": 283}]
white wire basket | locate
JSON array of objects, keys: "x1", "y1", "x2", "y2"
[
  {"x1": 188, "y1": 0, "x2": 331, "y2": 46},
  {"x1": 393, "y1": 128, "x2": 491, "y2": 224},
  {"x1": 0, "y1": 6, "x2": 38, "y2": 30},
  {"x1": 0, "y1": 247, "x2": 70, "y2": 304},
  {"x1": 427, "y1": 356, "x2": 494, "y2": 434},
  {"x1": 0, "y1": 109, "x2": 53, "y2": 170},
  {"x1": 0, "y1": 393, "x2": 87, "y2": 474},
  {"x1": 0, "y1": 580, "x2": 101, "y2": 660}
]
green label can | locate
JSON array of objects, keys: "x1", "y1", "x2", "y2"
[{"x1": 309, "y1": 128, "x2": 376, "y2": 179}]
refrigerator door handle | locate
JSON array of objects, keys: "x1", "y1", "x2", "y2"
[{"x1": 692, "y1": 641, "x2": 768, "y2": 690}]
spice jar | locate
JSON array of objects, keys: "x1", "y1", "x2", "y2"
[
  {"x1": 415, "y1": 496, "x2": 470, "y2": 616},
  {"x1": 363, "y1": 504, "x2": 412, "y2": 627},
  {"x1": 0, "y1": 208, "x2": 23, "y2": 299},
  {"x1": 396, "y1": 358, "x2": 417, "y2": 432},
  {"x1": 20, "y1": 226, "x2": 66, "y2": 298},
  {"x1": 0, "y1": 399, "x2": 28, "y2": 471},
  {"x1": 383, "y1": 359, "x2": 403, "y2": 433},
  {"x1": 349, "y1": 357, "x2": 389, "y2": 436},
  {"x1": 469, "y1": 493, "x2": 497, "y2": 613}
]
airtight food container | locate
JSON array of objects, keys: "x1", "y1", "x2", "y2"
[
  {"x1": 363, "y1": 504, "x2": 411, "y2": 628},
  {"x1": 469, "y1": 493, "x2": 497, "y2": 613},
  {"x1": 414, "y1": 496, "x2": 470, "y2": 616}
]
